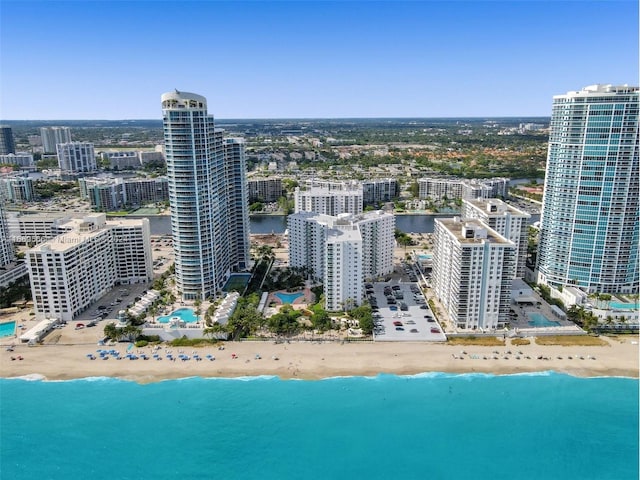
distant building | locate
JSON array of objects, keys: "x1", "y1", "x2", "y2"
[
  {"x1": 536, "y1": 84, "x2": 639, "y2": 294},
  {"x1": 26, "y1": 214, "x2": 153, "y2": 321},
  {"x1": 56, "y1": 142, "x2": 96, "y2": 174},
  {"x1": 248, "y1": 178, "x2": 283, "y2": 203},
  {"x1": 0, "y1": 153, "x2": 35, "y2": 169},
  {"x1": 100, "y1": 151, "x2": 140, "y2": 170},
  {"x1": 0, "y1": 174, "x2": 34, "y2": 203},
  {"x1": 432, "y1": 217, "x2": 515, "y2": 330},
  {"x1": 462, "y1": 198, "x2": 530, "y2": 278},
  {"x1": 294, "y1": 184, "x2": 363, "y2": 216},
  {"x1": 288, "y1": 210, "x2": 394, "y2": 311},
  {"x1": 6, "y1": 212, "x2": 72, "y2": 245},
  {"x1": 40, "y1": 126, "x2": 72, "y2": 153},
  {"x1": 418, "y1": 177, "x2": 509, "y2": 201},
  {"x1": 138, "y1": 151, "x2": 164, "y2": 164},
  {"x1": 0, "y1": 126, "x2": 16, "y2": 155},
  {"x1": 0, "y1": 201, "x2": 28, "y2": 288},
  {"x1": 362, "y1": 178, "x2": 399, "y2": 205},
  {"x1": 78, "y1": 176, "x2": 169, "y2": 211}
]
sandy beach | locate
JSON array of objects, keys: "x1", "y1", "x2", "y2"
[{"x1": 1, "y1": 335, "x2": 637, "y2": 383}]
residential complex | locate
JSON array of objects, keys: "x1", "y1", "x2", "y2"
[
  {"x1": 362, "y1": 178, "x2": 399, "y2": 205},
  {"x1": 461, "y1": 198, "x2": 530, "y2": 278},
  {"x1": 26, "y1": 214, "x2": 153, "y2": 321},
  {"x1": 418, "y1": 177, "x2": 509, "y2": 201},
  {"x1": 288, "y1": 210, "x2": 394, "y2": 311},
  {"x1": 0, "y1": 201, "x2": 28, "y2": 288},
  {"x1": 6, "y1": 212, "x2": 72, "y2": 245},
  {"x1": 40, "y1": 126, "x2": 72, "y2": 153},
  {"x1": 162, "y1": 90, "x2": 250, "y2": 299},
  {"x1": 56, "y1": 142, "x2": 97, "y2": 174},
  {"x1": 247, "y1": 177, "x2": 283, "y2": 203},
  {"x1": 432, "y1": 217, "x2": 515, "y2": 330},
  {"x1": 0, "y1": 174, "x2": 34, "y2": 203},
  {"x1": 0, "y1": 153, "x2": 35, "y2": 169},
  {"x1": 79, "y1": 176, "x2": 169, "y2": 211},
  {"x1": 294, "y1": 184, "x2": 363, "y2": 216},
  {"x1": 536, "y1": 84, "x2": 639, "y2": 294}
]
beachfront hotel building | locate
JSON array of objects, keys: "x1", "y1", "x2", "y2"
[
  {"x1": 288, "y1": 210, "x2": 394, "y2": 311},
  {"x1": 461, "y1": 198, "x2": 530, "y2": 278},
  {"x1": 432, "y1": 217, "x2": 516, "y2": 330},
  {"x1": 40, "y1": 126, "x2": 72, "y2": 153},
  {"x1": 162, "y1": 90, "x2": 250, "y2": 300},
  {"x1": 26, "y1": 214, "x2": 153, "y2": 321},
  {"x1": 536, "y1": 84, "x2": 639, "y2": 294},
  {"x1": 56, "y1": 142, "x2": 97, "y2": 174}
]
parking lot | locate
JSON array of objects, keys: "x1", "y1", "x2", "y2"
[{"x1": 367, "y1": 281, "x2": 447, "y2": 342}]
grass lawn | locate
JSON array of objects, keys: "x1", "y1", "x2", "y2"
[
  {"x1": 447, "y1": 336, "x2": 505, "y2": 346},
  {"x1": 534, "y1": 335, "x2": 609, "y2": 347},
  {"x1": 510, "y1": 338, "x2": 531, "y2": 346}
]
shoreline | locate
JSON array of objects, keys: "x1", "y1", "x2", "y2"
[{"x1": 1, "y1": 337, "x2": 637, "y2": 384}]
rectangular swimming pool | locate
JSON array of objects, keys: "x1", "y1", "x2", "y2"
[
  {"x1": 0, "y1": 321, "x2": 16, "y2": 338},
  {"x1": 527, "y1": 313, "x2": 560, "y2": 328}
]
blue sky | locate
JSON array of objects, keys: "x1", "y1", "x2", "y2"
[{"x1": 1, "y1": 0, "x2": 637, "y2": 119}]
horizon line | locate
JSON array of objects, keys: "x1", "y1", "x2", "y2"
[{"x1": 2, "y1": 115, "x2": 551, "y2": 122}]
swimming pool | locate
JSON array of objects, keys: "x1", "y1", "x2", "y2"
[
  {"x1": 274, "y1": 292, "x2": 304, "y2": 304},
  {"x1": 418, "y1": 254, "x2": 432, "y2": 260},
  {"x1": 0, "y1": 321, "x2": 16, "y2": 338},
  {"x1": 527, "y1": 313, "x2": 560, "y2": 328},
  {"x1": 157, "y1": 308, "x2": 199, "y2": 324},
  {"x1": 223, "y1": 273, "x2": 252, "y2": 292},
  {"x1": 609, "y1": 302, "x2": 640, "y2": 310}
]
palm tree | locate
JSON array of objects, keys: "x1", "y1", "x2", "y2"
[{"x1": 103, "y1": 322, "x2": 121, "y2": 341}]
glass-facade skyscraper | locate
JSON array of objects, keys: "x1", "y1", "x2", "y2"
[
  {"x1": 536, "y1": 84, "x2": 639, "y2": 294},
  {"x1": 161, "y1": 90, "x2": 250, "y2": 300}
]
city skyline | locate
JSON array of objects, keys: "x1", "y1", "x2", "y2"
[{"x1": 1, "y1": 1, "x2": 637, "y2": 120}]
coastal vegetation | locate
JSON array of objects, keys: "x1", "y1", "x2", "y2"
[
  {"x1": 447, "y1": 336, "x2": 506, "y2": 346},
  {"x1": 534, "y1": 336, "x2": 609, "y2": 347}
]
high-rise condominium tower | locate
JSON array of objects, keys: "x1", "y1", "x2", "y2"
[
  {"x1": 536, "y1": 84, "x2": 639, "y2": 294},
  {"x1": 40, "y1": 126, "x2": 72, "y2": 153},
  {"x1": 0, "y1": 126, "x2": 16, "y2": 155},
  {"x1": 161, "y1": 90, "x2": 249, "y2": 300},
  {"x1": 0, "y1": 201, "x2": 15, "y2": 267}
]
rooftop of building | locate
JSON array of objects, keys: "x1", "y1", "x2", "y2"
[
  {"x1": 29, "y1": 215, "x2": 148, "y2": 254},
  {"x1": 557, "y1": 84, "x2": 639, "y2": 98},
  {"x1": 464, "y1": 198, "x2": 530, "y2": 218},
  {"x1": 437, "y1": 217, "x2": 514, "y2": 245}
]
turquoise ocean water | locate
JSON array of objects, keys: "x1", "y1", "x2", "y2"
[{"x1": 1, "y1": 373, "x2": 637, "y2": 480}]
